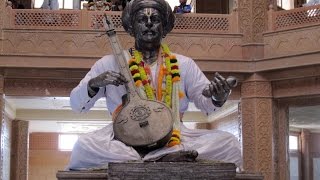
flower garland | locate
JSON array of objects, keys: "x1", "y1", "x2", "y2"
[{"x1": 128, "y1": 44, "x2": 183, "y2": 147}]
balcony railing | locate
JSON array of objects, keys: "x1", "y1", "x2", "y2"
[
  {"x1": 269, "y1": 4, "x2": 320, "y2": 31},
  {"x1": 5, "y1": 8, "x2": 239, "y2": 34}
]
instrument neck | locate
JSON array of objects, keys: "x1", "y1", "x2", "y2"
[{"x1": 108, "y1": 34, "x2": 140, "y2": 99}]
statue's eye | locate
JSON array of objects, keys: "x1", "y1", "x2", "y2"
[
  {"x1": 151, "y1": 16, "x2": 161, "y2": 23},
  {"x1": 137, "y1": 16, "x2": 147, "y2": 23}
]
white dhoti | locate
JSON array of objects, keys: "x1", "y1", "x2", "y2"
[
  {"x1": 67, "y1": 123, "x2": 241, "y2": 170},
  {"x1": 68, "y1": 53, "x2": 242, "y2": 170}
]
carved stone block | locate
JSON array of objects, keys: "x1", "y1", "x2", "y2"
[{"x1": 108, "y1": 161, "x2": 236, "y2": 180}]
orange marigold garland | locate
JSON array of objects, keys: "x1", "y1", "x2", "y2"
[{"x1": 128, "y1": 44, "x2": 184, "y2": 147}]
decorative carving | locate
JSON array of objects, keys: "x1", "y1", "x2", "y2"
[
  {"x1": 0, "y1": 0, "x2": 4, "y2": 29},
  {"x1": 116, "y1": 117, "x2": 128, "y2": 124},
  {"x1": 273, "y1": 5, "x2": 320, "y2": 31},
  {"x1": 252, "y1": 0, "x2": 267, "y2": 42},
  {"x1": 165, "y1": 35, "x2": 242, "y2": 59},
  {"x1": 0, "y1": 0, "x2": 5, "y2": 54},
  {"x1": 4, "y1": 78, "x2": 78, "y2": 96},
  {"x1": 2, "y1": 30, "x2": 128, "y2": 57},
  {"x1": 241, "y1": 99, "x2": 256, "y2": 171},
  {"x1": 130, "y1": 106, "x2": 151, "y2": 121},
  {"x1": 264, "y1": 25, "x2": 320, "y2": 58},
  {"x1": 241, "y1": 81, "x2": 272, "y2": 98},
  {"x1": 2, "y1": 30, "x2": 242, "y2": 60},
  {"x1": 153, "y1": 106, "x2": 165, "y2": 112},
  {"x1": 238, "y1": 0, "x2": 252, "y2": 43},
  {"x1": 239, "y1": 0, "x2": 267, "y2": 43},
  {"x1": 9, "y1": 10, "x2": 236, "y2": 33},
  {"x1": 241, "y1": 79, "x2": 274, "y2": 180},
  {"x1": 256, "y1": 99, "x2": 273, "y2": 178},
  {"x1": 277, "y1": 102, "x2": 289, "y2": 180}
]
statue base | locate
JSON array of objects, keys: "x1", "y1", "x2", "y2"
[{"x1": 56, "y1": 161, "x2": 263, "y2": 180}]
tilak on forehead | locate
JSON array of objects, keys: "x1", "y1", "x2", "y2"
[
  {"x1": 122, "y1": 0, "x2": 175, "y2": 37},
  {"x1": 145, "y1": 8, "x2": 152, "y2": 16}
]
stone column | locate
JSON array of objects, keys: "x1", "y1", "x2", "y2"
[
  {"x1": 238, "y1": 0, "x2": 268, "y2": 43},
  {"x1": 0, "y1": 76, "x2": 4, "y2": 180},
  {"x1": 10, "y1": 120, "x2": 29, "y2": 180},
  {"x1": 301, "y1": 129, "x2": 311, "y2": 180},
  {"x1": 273, "y1": 101, "x2": 289, "y2": 180},
  {"x1": 0, "y1": 0, "x2": 5, "y2": 53},
  {"x1": 241, "y1": 73, "x2": 274, "y2": 180},
  {"x1": 238, "y1": 0, "x2": 269, "y2": 61}
]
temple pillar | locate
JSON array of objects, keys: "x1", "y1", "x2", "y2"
[
  {"x1": 238, "y1": 0, "x2": 269, "y2": 61},
  {"x1": 10, "y1": 120, "x2": 29, "y2": 180},
  {"x1": 0, "y1": 0, "x2": 5, "y2": 53},
  {"x1": 0, "y1": 0, "x2": 4, "y2": 28},
  {"x1": 0, "y1": 76, "x2": 4, "y2": 180},
  {"x1": 238, "y1": 0, "x2": 269, "y2": 43},
  {"x1": 301, "y1": 129, "x2": 311, "y2": 180},
  {"x1": 273, "y1": 100, "x2": 289, "y2": 180},
  {"x1": 241, "y1": 73, "x2": 274, "y2": 180}
]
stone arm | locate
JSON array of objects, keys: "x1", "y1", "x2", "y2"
[
  {"x1": 70, "y1": 55, "x2": 125, "y2": 113},
  {"x1": 202, "y1": 72, "x2": 237, "y2": 107},
  {"x1": 183, "y1": 58, "x2": 221, "y2": 115}
]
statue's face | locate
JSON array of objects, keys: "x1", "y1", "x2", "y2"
[{"x1": 132, "y1": 8, "x2": 164, "y2": 50}]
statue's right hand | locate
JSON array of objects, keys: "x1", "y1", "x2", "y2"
[{"x1": 88, "y1": 71, "x2": 127, "y2": 89}]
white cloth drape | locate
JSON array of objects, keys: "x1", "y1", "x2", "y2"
[{"x1": 67, "y1": 53, "x2": 242, "y2": 170}]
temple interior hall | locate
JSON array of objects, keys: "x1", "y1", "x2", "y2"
[{"x1": 1, "y1": 0, "x2": 320, "y2": 180}]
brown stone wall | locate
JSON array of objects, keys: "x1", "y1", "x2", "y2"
[
  {"x1": 241, "y1": 74, "x2": 274, "y2": 180},
  {"x1": 11, "y1": 120, "x2": 29, "y2": 180},
  {"x1": 29, "y1": 133, "x2": 71, "y2": 180}
]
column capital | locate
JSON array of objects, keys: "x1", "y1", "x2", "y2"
[{"x1": 241, "y1": 74, "x2": 272, "y2": 98}]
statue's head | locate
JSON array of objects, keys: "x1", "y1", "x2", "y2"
[{"x1": 122, "y1": 0, "x2": 175, "y2": 51}]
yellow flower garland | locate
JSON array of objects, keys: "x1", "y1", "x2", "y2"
[{"x1": 128, "y1": 44, "x2": 183, "y2": 147}]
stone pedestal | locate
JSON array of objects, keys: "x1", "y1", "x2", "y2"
[
  {"x1": 56, "y1": 170, "x2": 108, "y2": 180},
  {"x1": 109, "y1": 162, "x2": 236, "y2": 180},
  {"x1": 57, "y1": 162, "x2": 264, "y2": 180},
  {"x1": 57, "y1": 161, "x2": 237, "y2": 180}
]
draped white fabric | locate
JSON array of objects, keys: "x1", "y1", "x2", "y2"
[{"x1": 67, "y1": 53, "x2": 242, "y2": 170}]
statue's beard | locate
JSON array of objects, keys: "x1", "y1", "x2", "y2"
[{"x1": 135, "y1": 35, "x2": 161, "y2": 52}]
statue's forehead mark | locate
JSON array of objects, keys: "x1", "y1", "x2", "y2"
[{"x1": 144, "y1": 8, "x2": 152, "y2": 17}]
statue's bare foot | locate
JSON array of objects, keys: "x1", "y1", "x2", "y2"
[{"x1": 155, "y1": 150, "x2": 198, "y2": 162}]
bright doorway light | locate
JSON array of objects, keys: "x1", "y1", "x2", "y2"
[
  {"x1": 289, "y1": 135, "x2": 298, "y2": 150},
  {"x1": 58, "y1": 134, "x2": 79, "y2": 151}
]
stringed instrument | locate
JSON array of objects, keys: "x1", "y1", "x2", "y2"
[{"x1": 103, "y1": 15, "x2": 173, "y2": 151}]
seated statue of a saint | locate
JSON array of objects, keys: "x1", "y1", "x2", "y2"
[{"x1": 67, "y1": 0, "x2": 241, "y2": 170}]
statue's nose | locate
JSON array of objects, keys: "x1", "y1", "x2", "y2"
[{"x1": 146, "y1": 18, "x2": 153, "y2": 28}]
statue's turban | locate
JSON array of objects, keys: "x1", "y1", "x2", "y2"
[{"x1": 122, "y1": 0, "x2": 175, "y2": 36}]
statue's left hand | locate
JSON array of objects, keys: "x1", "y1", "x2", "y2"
[{"x1": 202, "y1": 72, "x2": 233, "y2": 105}]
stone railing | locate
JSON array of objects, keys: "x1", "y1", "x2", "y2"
[
  {"x1": 268, "y1": 4, "x2": 320, "y2": 31},
  {"x1": 264, "y1": 5, "x2": 320, "y2": 59},
  {"x1": 5, "y1": 8, "x2": 239, "y2": 34},
  {"x1": 0, "y1": 7, "x2": 244, "y2": 71}
]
